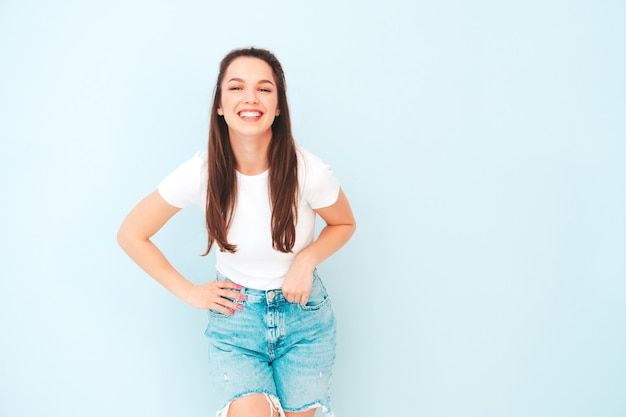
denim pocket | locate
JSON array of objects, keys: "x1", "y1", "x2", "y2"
[
  {"x1": 208, "y1": 308, "x2": 233, "y2": 318},
  {"x1": 299, "y1": 275, "x2": 331, "y2": 311}
]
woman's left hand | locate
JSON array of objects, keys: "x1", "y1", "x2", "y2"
[{"x1": 281, "y1": 256, "x2": 315, "y2": 305}]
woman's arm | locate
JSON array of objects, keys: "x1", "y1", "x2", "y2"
[
  {"x1": 117, "y1": 191, "x2": 244, "y2": 313},
  {"x1": 281, "y1": 188, "x2": 356, "y2": 304}
]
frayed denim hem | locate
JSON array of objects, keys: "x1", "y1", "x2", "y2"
[
  {"x1": 216, "y1": 392, "x2": 284, "y2": 417},
  {"x1": 216, "y1": 394, "x2": 335, "y2": 417},
  {"x1": 285, "y1": 403, "x2": 335, "y2": 417}
]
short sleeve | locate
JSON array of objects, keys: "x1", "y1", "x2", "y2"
[
  {"x1": 297, "y1": 147, "x2": 341, "y2": 209},
  {"x1": 157, "y1": 151, "x2": 207, "y2": 209}
]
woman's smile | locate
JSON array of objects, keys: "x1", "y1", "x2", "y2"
[{"x1": 238, "y1": 109, "x2": 264, "y2": 121}]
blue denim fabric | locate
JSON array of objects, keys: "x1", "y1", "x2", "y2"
[{"x1": 205, "y1": 270, "x2": 336, "y2": 416}]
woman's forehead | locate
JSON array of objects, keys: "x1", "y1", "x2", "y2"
[{"x1": 224, "y1": 57, "x2": 275, "y2": 82}]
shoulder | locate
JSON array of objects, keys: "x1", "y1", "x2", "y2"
[
  {"x1": 296, "y1": 146, "x2": 330, "y2": 173},
  {"x1": 295, "y1": 146, "x2": 341, "y2": 208},
  {"x1": 173, "y1": 150, "x2": 208, "y2": 178},
  {"x1": 166, "y1": 150, "x2": 208, "y2": 182},
  {"x1": 157, "y1": 150, "x2": 207, "y2": 208},
  {"x1": 189, "y1": 150, "x2": 208, "y2": 168}
]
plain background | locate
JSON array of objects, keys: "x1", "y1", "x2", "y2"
[{"x1": 1, "y1": 1, "x2": 625, "y2": 416}]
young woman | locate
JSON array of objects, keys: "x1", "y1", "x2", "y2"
[{"x1": 117, "y1": 47, "x2": 355, "y2": 417}]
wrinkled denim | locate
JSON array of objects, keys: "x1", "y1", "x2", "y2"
[{"x1": 205, "y1": 269, "x2": 336, "y2": 417}]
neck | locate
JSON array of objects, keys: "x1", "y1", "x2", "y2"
[{"x1": 229, "y1": 130, "x2": 271, "y2": 175}]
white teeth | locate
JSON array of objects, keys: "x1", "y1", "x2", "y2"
[{"x1": 240, "y1": 111, "x2": 261, "y2": 117}]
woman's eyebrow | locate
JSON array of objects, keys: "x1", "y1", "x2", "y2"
[{"x1": 226, "y1": 78, "x2": 275, "y2": 86}]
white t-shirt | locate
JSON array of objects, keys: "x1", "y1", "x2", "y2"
[{"x1": 158, "y1": 147, "x2": 340, "y2": 290}]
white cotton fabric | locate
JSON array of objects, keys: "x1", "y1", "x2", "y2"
[{"x1": 158, "y1": 147, "x2": 340, "y2": 290}]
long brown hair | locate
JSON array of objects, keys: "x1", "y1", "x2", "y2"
[{"x1": 204, "y1": 47, "x2": 298, "y2": 254}]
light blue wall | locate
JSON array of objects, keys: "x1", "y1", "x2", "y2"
[{"x1": 1, "y1": 1, "x2": 625, "y2": 416}]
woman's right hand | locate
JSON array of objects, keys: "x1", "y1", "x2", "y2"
[
  {"x1": 118, "y1": 191, "x2": 248, "y2": 313},
  {"x1": 184, "y1": 280, "x2": 246, "y2": 314}
]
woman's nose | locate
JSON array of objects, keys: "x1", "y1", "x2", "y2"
[{"x1": 243, "y1": 90, "x2": 258, "y2": 103}]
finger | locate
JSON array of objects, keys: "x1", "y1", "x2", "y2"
[
  {"x1": 216, "y1": 281, "x2": 243, "y2": 290},
  {"x1": 211, "y1": 281, "x2": 245, "y2": 299},
  {"x1": 212, "y1": 299, "x2": 243, "y2": 315},
  {"x1": 219, "y1": 289, "x2": 246, "y2": 303},
  {"x1": 286, "y1": 294, "x2": 304, "y2": 304},
  {"x1": 209, "y1": 298, "x2": 235, "y2": 315},
  {"x1": 215, "y1": 291, "x2": 245, "y2": 312},
  {"x1": 225, "y1": 301, "x2": 243, "y2": 312}
]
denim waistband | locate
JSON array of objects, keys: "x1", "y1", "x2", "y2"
[
  {"x1": 215, "y1": 272, "x2": 285, "y2": 304},
  {"x1": 215, "y1": 270, "x2": 319, "y2": 304}
]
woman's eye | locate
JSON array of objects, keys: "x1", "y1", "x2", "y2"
[
  {"x1": 259, "y1": 88, "x2": 271, "y2": 93},
  {"x1": 229, "y1": 86, "x2": 242, "y2": 91}
]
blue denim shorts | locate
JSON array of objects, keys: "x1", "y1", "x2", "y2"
[{"x1": 205, "y1": 269, "x2": 337, "y2": 417}]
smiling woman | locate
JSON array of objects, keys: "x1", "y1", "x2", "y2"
[{"x1": 117, "y1": 47, "x2": 356, "y2": 417}]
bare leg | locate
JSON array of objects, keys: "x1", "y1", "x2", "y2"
[
  {"x1": 225, "y1": 393, "x2": 319, "y2": 417},
  {"x1": 227, "y1": 393, "x2": 277, "y2": 417}
]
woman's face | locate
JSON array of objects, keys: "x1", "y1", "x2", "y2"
[{"x1": 218, "y1": 56, "x2": 280, "y2": 140}]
